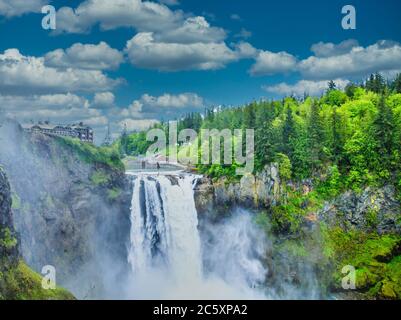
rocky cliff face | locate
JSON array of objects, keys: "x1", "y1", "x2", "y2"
[
  {"x1": 195, "y1": 164, "x2": 400, "y2": 234},
  {"x1": 0, "y1": 167, "x2": 19, "y2": 265},
  {"x1": 194, "y1": 166, "x2": 325, "y2": 299},
  {"x1": 1, "y1": 167, "x2": 74, "y2": 299},
  {"x1": 318, "y1": 185, "x2": 400, "y2": 234},
  {"x1": 0, "y1": 120, "x2": 131, "y2": 299},
  {"x1": 194, "y1": 164, "x2": 281, "y2": 218},
  {"x1": 194, "y1": 165, "x2": 401, "y2": 299},
  {"x1": 317, "y1": 185, "x2": 401, "y2": 299}
]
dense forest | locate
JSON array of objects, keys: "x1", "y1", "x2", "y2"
[
  {"x1": 116, "y1": 73, "x2": 401, "y2": 198},
  {"x1": 112, "y1": 73, "x2": 401, "y2": 299}
]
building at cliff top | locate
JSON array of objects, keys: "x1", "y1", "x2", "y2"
[{"x1": 22, "y1": 122, "x2": 94, "y2": 143}]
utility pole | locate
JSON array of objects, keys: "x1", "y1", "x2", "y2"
[
  {"x1": 103, "y1": 123, "x2": 112, "y2": 146},
  {"x1": 120, "y1": 123, "x2": 129, "y2": 156}
]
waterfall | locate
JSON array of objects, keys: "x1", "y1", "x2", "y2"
[
  {"x1": 128, "y1": 174, "x2": 203, "y2": 293},
  {"x1": 126, "y1": 172, "x2": 268, "y2": 299}
]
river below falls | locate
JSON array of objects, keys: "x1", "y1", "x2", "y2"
[{"x1": 123, "y1": 172, "x2": 320, "y2": 300}]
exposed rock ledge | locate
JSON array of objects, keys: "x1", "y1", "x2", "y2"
[
  {"x1": 194, "y1": 165, "x2": 400, "y2": 235},
  {"x1": 0, "y1": 119, "x2": 131, "y2": 299},
  {"x1": 1, "y1": 167, "x2": 74, "y2": 299},
  {"x1": 194, "y1": 164, "x2": 281, "y2": 216},
  {"x1": 0, "y1": 167, "x2": 19, "y2": 264},
  {"x1": 318, "y1": 185, "x2": 401, "y2": 234}
]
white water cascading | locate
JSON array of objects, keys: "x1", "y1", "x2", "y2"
[
  {"x1": 126, "y1": 172, "x2": 268, "y2": 299},
  {"x1": 128, "y1": 174, "x2": 202, "y2": 284}
]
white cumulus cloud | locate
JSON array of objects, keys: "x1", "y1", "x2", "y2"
[
  {"x1": 310, "y1": 39, "x2": 359, "y2": 58},
  {"x1": 0, "y1": 92, "x2": 109, "y2": 128},
  {"x1": 299, "y1": 40, "x2": 401, "y2": 80},
  {"x1": 0, "y1": 49, "x2": 122, "y2": 95},
  {"x1": 93, "y1": 92, "x2": 116, "y2": 109},
  {"x1": 234, "y1": 28, "x2": 252, "y2": 39},
  {"x1": 0, "y1": 93, "x2": 89, "y2": 111},
  {"x1": 263, "y1": 79, "x2": 350, "y2": 97},
  {"x1": 249, "y1": 50, "x2": 297, "y2": 76},
  {"x1": 125, "y1": 32, "x2": 239, "y2": 71},
  {"x1": 119, "y1": 118, "x2": 160, "y2": 132},
  {"x1": 140, "y1": 92, "x2": 204, "y2": 109},
  {"x1": 154, "y1": 16, "x2": 226, "y2": 44},
  {"x1": 44, "y1": 42, "x2": 124, "y2": 70},
  {"x1": 0, "y1": 0, "x2": 48, "y2": 17},
  {"x1": 52, "y1": 0, "x2": 247, "y2": 72},
  {"x1": 55, "y1": 0, "x2": 183, "y2": 34},
  {"x1": 115, "y1": 92, "x2": 204, "y2": 120}
]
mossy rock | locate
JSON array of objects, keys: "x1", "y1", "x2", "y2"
[
  {"x1": 107, "y1": 187, "x2": 122, "y2": 201},
  {"x1": 55, "y1": 137, "x2": 124, "y2": 171},
  {"x1": 0, "y1": 228, "x2": 18, "y2": 251},
  {"x1": 381, "y1": 255, "x2": 401, "y2": 299},
  {"x1": 380, "y1": 279, "x2": 397, "y2": 299},
  {"x1": 0, "y1": 261, "x2": 75, "y2": 300},
  {"x1": 90, "y1": 171, "x2": 110, "y2": 186},
  {"x1": 277, "y1": 240, "x2": 309, "y2": 258},
  {"x1": 321, "y1": 223, "x2": 401, "y2": 299},
  {"x1": 11, "y1": 193, "x2": 21, "y2": 210},
  {"x1": 355, "y1": 268, "x2": 380, "y2": 290}
]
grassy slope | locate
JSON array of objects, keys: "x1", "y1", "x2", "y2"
[
  {"x1": 55, "y1": 136, "x2": 124, "y2": 171},
  {"x1": 0, "y1": 260, "x2": 74, "y2": 300},
  {"x1": 0, "y1": 135, "x2": 110, "y2": 300},
  {"x1": 322, "y1": 227, "x2": 401, "y2": 299}
]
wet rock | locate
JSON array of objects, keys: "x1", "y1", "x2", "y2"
[
  {"x1": 194, "y1": 176, "x2": 215, "y2": 217},
  {"x1": 0, "y1": 167, "x2": 19, "y2": 264},
  {"x1": 0, "y1": 120, "x2": 131, "y2": 298},
  {"x1": 195, "y1": 164, "x2": 282, "y2": 215},
  {"x1": 318, "y1": 185, "x2": 401, "y2": 234}
]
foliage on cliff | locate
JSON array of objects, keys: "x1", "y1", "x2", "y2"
[
  {"x1": 1, "y1": 168, "x2": 74, "y2": 300},
  {"x1": 117, "y1": 75, "x2": 401, "y2": 199},
  {"x1": 0, "y1": 260, "x2": 75, "y2": 300},
  {"x1": 56, "y1": 137, "x2": 124, "y2": 171},
  {"x1": 0, "y1": 122, "x2": 130, "y2": 300},
  {"x1": 321, "y1": 226, "x2": 401, "y2": 299},
  {"x1": 167, "y1": 74, "x2": 401, "y2": 300}
]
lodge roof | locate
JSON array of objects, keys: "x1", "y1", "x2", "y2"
[{"x1": 22, "y1": 123, "x2": 92, "y2": 130}]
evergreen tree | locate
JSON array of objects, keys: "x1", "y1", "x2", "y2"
[
  {"x1": 366, "y1": 73, "x2": 386, "y2": 93},
  {"x1": 291, "y1": 128, "x2": 310, "y2": 179},
  {"x1": 243, "y1": 102, "x2": 256, "y2": 129},
  {"x1": 119, "y1": 123, "x2": 129, "y2": 156},
  {"x1": 282, "y1": 107, "x2": 296, "y2": 158},
  {"x1": 255, "y1": 103, "x2": 277, "y2": 168},
  {"x1": 365, "y1": 74, "x2": 376, "y2": 92},
  {"x1": 331, "y1": 108, "x2": 343, "y2": 163},
  {"x1": 307, "y1": 102, "x2": 324, "y2": 172},
  {"x1": 205, "y1": 107, "x2": 215, "y2": 123},
  {"x1": 374, "y1": 73, "x2": 386, "y2": 93},
  {"x1": 327, "y1": 80, "x2": 337, "y2": 91},
  {"x1": 391, "y1": 73, "x2": 401, "y2": 93},
  {"x1": 372, "y1": 95, "x2": 395, "y2": 166},
  {"x1": 345, "y1": 82, "x2": 358, "y2": 98}
]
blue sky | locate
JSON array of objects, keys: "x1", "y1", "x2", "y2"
[{"x1": 0, "y1": 0, "x2": 400, "y2": 142}]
